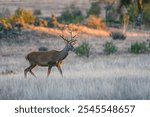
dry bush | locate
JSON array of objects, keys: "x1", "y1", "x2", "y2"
[
  {"x1": 15, "y1": 8, "x2": 35, "y2": 24},
  {"x1": 39, "y1": 19, "x2": 48, "y2": 27},
  {"x1": 0, "y1": 18, "x2": 12, "y2": 29},
  {"x1": 49, "y1": 14, "x2": 58, "y2": 28},
  {"x1": 85, "y1": 15, "x2": 106, "y2": 29}
]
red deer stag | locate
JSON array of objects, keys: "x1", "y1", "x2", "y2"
[{"x1": 24, "y1": 27, "x2": 77, "y2": 78}]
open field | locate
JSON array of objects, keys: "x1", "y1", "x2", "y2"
[{"x1": 0, "y1": 30, "x2": 150, "y2": 100}]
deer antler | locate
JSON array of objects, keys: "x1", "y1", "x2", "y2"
[
  {"x1": 59, "y1": 24, "x2": 78, "y2": 44},
  {"x1": 59, "y1": 34, "x2": 69, "y2": 43},
  {"x1": 66, "y1": 25, "x2": 78, "y2": 44},
  {"x1": 59, "y1": 25, "x2": 70, "y2": 43}
]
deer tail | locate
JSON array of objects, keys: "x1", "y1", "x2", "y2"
[{"x1": 25, "y1": 54, "x2": 29, "y2": 61}]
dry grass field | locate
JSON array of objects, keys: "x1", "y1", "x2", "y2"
[{"x1": 0, "y1": 29, "x2": 150, "y2": 100}]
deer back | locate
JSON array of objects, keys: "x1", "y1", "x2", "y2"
[{"x1": 26, "y1": 50, "x2": 60, "y2": 66}]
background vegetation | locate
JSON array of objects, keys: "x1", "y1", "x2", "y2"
[
  {"x1": 75, "y1": 42, "x2": 90, "y2": 57},
  {"x1": 103, "y1": 41, "x2": 117, "y2": 54}
]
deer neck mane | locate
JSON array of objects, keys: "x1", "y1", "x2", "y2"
[{"x1": 57, "y1": 46, "x2": 69, "y2": 61}]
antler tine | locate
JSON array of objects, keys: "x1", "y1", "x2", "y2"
[
  {"x1": 69, "y1": 33, "x2": 77, "y2": 44},
  {"x1": 72, "y1": 34, "x2": 77, "y2": 39},
  {"x1": 65, "y1": 25, "x2": 73, "y2": 39},
  {"x1": 70, "y1": 30, "x2": 73, "y2": 40},
  {"x1": 70, "y1": 39, "x2": 77, "y2": 43},
  {"x1": 70, "y1": 39, "x2": 77, "y2": 45},
  {"x1": 59, "y1": 25, "x2": 70, "y2": 43},
  {"x1": 59, "y1": 34, "x2": 69, "y2": 43},
  {"x1": 60, "y1": 24, "x2": 78, "y2": 44},
  {"x1": 67, "y1": 27, "x2": 77, "y2": 41},
  {"x1": 66, "y1": 26, "x2": 79, "y2": 44},
  {"x1": 69, "y1": 34, "x2": 77, "y2": 44}
]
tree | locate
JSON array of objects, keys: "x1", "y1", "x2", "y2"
[{"x1": 117, "y1": 0, "x2": 145, "y2": 29}]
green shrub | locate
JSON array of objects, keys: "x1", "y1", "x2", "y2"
[
  {"x1": 75, "y1": 42, "x2": 90, "y2": 57},
  {"x1": 127, "y1": 5, "x2": 135, "y2": 23},
  {"x1": 110, "y1": 32, "x2": 126, "y2": 40},
  {"x1": 34, "y1": 18, "x2": 40, "y2": 26},
  {"x1": 33, "y1": 9, "x2": 42, "y2": 16},
  {"x1": 103, "y1": 41, "x2": 117, "y2": 54},
  {"x1": 105, "y1": 5, "x2": 118, "y2": 25},
  {"x1": 129, "y1": 42, "x2": 148, "y2": 54},
  {"x1": 58, "y1": 4, "x2": 84, "y2": 24},
  {"x1": 87, "y1": 1, "x2": 101, "y2": 17},
  {"x1": 147, "y1": 42, "x2": 150, "y2": 52},
  {"x1": 143, "y1": 2, "x2": 150, "y2": 27}
]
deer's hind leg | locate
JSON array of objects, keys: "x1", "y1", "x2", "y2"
[{"x1": 24, "y1": 64, "x2": 36, "y2": 78}]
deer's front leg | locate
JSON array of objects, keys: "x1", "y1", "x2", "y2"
[
  {"x1": 56, "y1": 60, "x2": 64, "y2": 65},
  {"x1": 56, "y1": 63, "x2": 63, "y2": 77},
  {"x1": 47, "y1": 65, "x2": 53, "y2": 78}
]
